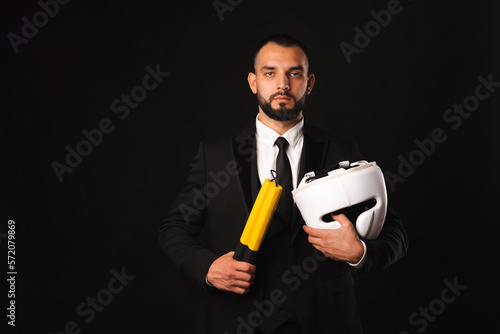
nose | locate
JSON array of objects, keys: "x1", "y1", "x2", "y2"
[{"x1": 277, "y1": 73, "x2": 290, "y2": 91}]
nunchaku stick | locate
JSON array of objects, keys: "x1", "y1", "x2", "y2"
[{"x1": 233, "y1": 172, "x2": 282, "y2": 264}]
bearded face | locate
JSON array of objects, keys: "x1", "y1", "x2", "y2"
[{"x1": 257, "y1": 90, "x2": 306, "y2": 122}]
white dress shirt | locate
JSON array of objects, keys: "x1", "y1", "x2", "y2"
[{"x1": 255, "y1": 114, "x2": 304, "y2": 188}]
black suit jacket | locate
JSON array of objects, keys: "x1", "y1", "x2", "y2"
[{"x1": 159, "y1": 122, "x2": 408, "y2": 334}]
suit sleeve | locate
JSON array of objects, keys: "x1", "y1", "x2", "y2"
[
  {"x1": 158, "y1": 142, "x2": 219, "y2": 288},
  {"x1": 360, "y1": 205, "x2": 409, "y2": 272},
  {"x1": 350, "y1": 140, "x2": 409, "y2": 272}
]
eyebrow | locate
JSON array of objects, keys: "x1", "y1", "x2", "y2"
[
  {"x1": 288, "y1": 66, "x2": 304, "y2": 72},
  {"x1": 260, "y1": 65, "x2": 305, "y2": 72}
]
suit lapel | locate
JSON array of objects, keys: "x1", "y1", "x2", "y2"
[
  {"x1": 302, "y1": 122, "x2": 329, "y2": 175},
  {"x1": 233, "y1": 123, "x2": 258, "y2": 215}
]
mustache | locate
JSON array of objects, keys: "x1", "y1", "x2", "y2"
[{"x1": 270, "y1": 91, "x2": 296, "y2": 101}]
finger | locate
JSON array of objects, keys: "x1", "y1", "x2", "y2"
[
  {"x1": 306, "y1": 233, "x2": 322, "y2": 246},
  {"x1": 306, "y1": 227, "x2": 333, "y2": 241},
  {"x1": 234, "y1": 271, "x2": 255, "y2": 283},
  {"x1": 307, "y1": 234, "x2": 322, "y2": 245},
  {"x1": 233, "y1": 278, "x2": 253, "y2": 288},
  {"x1": 302, "y1": 225, "x2": 311, "y2": 234},
  {"x1": 303, "y1": 225, "x2": 325, "y2": 237},
  {"x1": 229, "y1": 278, "x2": 253, "y2": 294},
  {"x1": 234, "y1": 261, "x2": 257, "y2": 274},
  {"x1": 232, "y1": 286, "x2": 250, "y2": 295},
  {"x1": 331, "y1": 213, "x2": 351, "y2": 225},
  {"x1": 310, "y1": 242, "x2": 322, "y2": 253}
]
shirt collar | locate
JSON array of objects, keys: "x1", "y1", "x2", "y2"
[{"x1": 255, "y1": 114, "x2": 304, "y2": 148}]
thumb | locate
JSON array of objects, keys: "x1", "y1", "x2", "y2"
[
  {"x1": 226, "y1": 251, "x2": 236, "y2": 260},
  {"x1": 331, "y1": 213, "x2": 351, "y2": 226}
]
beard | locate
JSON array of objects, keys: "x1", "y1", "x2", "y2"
[{"x1": 257, "y1": 91, "x2": 306, "y2": 122}]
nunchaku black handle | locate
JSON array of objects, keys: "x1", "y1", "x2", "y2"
[{"x1": 233, "y1": 242, "x2": 257, "y2": 264}]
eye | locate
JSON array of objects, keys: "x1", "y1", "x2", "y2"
[
  {"x1": 265, "y1": 72, "x2": 274, "y2": 77},
  {"x1": 290, "y1": 72, "x2": 302, "y2": 78}
]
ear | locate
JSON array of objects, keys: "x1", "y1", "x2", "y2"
[
  {"x1": 248, "y1": 72, "x2": 257, "y2": 94},
  {"x1": 306, "y1": 73, "x2": 315, "y2": 95}
]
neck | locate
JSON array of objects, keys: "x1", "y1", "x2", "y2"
[{"x1": 258, "y1": 110, "x2": 303, "y2": 135}]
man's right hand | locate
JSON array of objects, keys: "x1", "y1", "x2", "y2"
[{"x1": 206, "y1": 251, "x2": 256, "y2": 294}]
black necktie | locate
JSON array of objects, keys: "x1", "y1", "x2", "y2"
[{"x1": 275, "y1": 137, "x2": 293, "y2": 225}]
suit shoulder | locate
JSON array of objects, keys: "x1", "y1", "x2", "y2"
[
  {"x1": 201, "y1": 136, "x2": 232, "y2": 148},
  {"x1": 305, "y1": 123, "x2": 355, "y2": 147},
  {"x1": 197, "y1": 136, "x2": 238, "y2": 164},
  {"x1": 305, "y1": 123, "x2": 363, "y2": 161},
  {"x1": 200, "y1": 122, "x2": 254, "y2": 149}
]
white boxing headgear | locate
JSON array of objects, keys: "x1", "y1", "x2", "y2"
[{"x1": 292, "y1": 161, "x2": 387, "y2": 239}]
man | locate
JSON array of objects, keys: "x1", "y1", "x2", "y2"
[{"x1": 159, "y1": 34, "x2": 408, "y2": 334}]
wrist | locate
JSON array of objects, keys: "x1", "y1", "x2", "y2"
[
  {"x1": 347, "y1": 240, "x2": 366, "y2": 266},
  {"x1": 205, "y1": 275, "x2": 214, "y2": 287}
]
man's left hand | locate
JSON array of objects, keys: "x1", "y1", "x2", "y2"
[{"x1": 302, "y1": 213, "x2": 364, "y2": 263}]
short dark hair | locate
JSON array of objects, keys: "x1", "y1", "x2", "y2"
[{"x1": 253, "y1": 34, "x2": 310, "y2": 73}]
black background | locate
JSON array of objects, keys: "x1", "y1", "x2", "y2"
[{"x1": 2, "y1": 0, "x2": 499, "y2": 333}]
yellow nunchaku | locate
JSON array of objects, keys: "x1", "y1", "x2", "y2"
[{"x1": 233, "y1": 178, "x2": 282, "y2": 264}]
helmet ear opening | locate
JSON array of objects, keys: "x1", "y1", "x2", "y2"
[
  {"x1": 293, "y1": 161, "x2": 387, "y2": 237},
  {"x1": 321, "y1": 198, "x2": 377, "y2": 225},
  {"x1": 321, "y1": 214, "x2": 335, "y2": 223}
]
